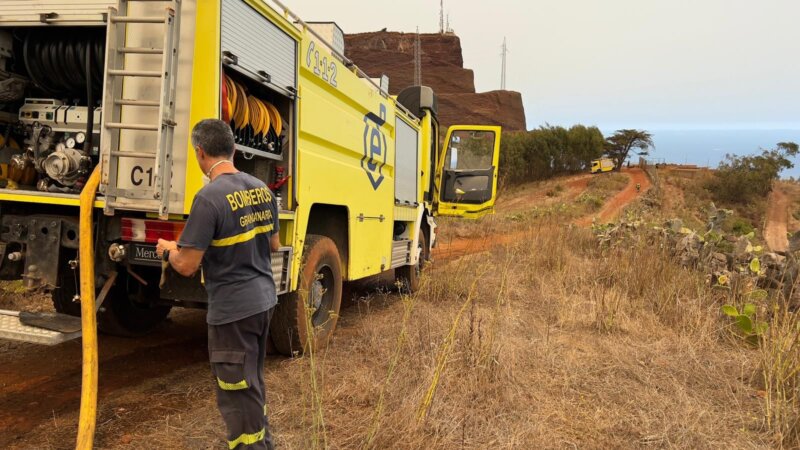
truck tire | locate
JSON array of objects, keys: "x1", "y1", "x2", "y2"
[
  {"x1": 271, "y1": 235, "x2": 342, "y2": 356},
  {"x1": 97, "y1": 267, "x2": 172, "y2": 337},
  {"x1": 395, "y1": 231, "x2": 428, "y2": 294}
]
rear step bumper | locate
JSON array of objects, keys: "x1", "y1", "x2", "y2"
[{"x1": 0, "y1": 312, "x2": 81, "y2": 345}]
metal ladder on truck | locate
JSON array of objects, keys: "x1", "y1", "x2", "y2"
[{"x1": 100, "y1": 0, "x2": 181, "y2": 219}]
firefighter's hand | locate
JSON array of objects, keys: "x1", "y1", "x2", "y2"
[{"x1": 156, "y1": 239, "x2": 178, "y2": 258}]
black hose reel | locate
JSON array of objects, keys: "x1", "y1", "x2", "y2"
[{"x1": 22, "y1": 28, "x2": 104, "y2": 101}]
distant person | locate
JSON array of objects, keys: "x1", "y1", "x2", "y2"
[{"x1": 156, "y1": 119, "x2": 280, "y2": 450}]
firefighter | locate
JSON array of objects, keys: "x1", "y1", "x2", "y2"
[{"x1": 156, "y1": 119, "x2": 280, "y2": 449}]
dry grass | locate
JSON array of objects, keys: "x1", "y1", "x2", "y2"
[
  {"x1": 780, "y1": 180, "x2": 800, "y2": 234},
  {"x1": 11, "y1": 175, "x2": 786, "y2": 449},
  {"x1": 661, "y1": 168, "x2": 767, "y2": 235},
  {"x1": 45, "y1": 215, "x2": 768, "y2": 449},
  {"x1": 262, "y1": 221, "x2": 766, "y2": 449},
  {"x1": 439, "y1": 173, "x2": 631, "y2": 245},
  {"x1": 660, "y1": 169, "x2": 715, "y2": 229},
  {"x1": 587, "y1": 172, "x2": 629, "y2": 194},
  {"x1": 0, "y1": 281, "x2": 54, "y2": 312}
]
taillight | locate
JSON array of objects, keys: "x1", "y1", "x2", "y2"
[{"x1": 120, "y1": 218, "x2": 186, "y2": 244}]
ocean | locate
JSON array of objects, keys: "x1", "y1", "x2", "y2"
[{"x1": 617, "y1": 129, "x2": 800, "y2": 178}]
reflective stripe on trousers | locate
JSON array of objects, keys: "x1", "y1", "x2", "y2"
[{"x1": 229, "y1": 428, "x2": 266, "y2": 449}]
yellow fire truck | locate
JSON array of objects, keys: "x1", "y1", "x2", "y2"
[
  {"x1": 0, "y1": 0, "x2": 501, "y2": 354},
  {"x1": 590, "y1": 158, "x2": 615, "y2": 174}
]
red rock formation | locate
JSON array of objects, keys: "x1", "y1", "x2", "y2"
[
  {"x1": 439, "y1": 91, "x2": 526, "y2": 132},
  {"x1": 345, "y1": 31, "x2": 526, "y2": 132},
  {"x1": 345, "y1": 32, "x2": 475, "y2": 94}
]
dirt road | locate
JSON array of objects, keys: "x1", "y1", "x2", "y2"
[
  {"x1": 765, "y1": 184, "x2": 790, "y2": 252},
  {"x1": 0, "y1": 309, "x2": 209, "y2": 448},
  {"x1": 434, "y1": 169, "x2": 651, "y2": 262},
  {"x1": 575, "y1": 168, "x2": 651, "y2": 226},
  {"x1": 497, "y1": 173, "x2": 591, "y2": 213}
]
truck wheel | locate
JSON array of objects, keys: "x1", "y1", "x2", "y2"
[
  {"x1": 97, "y1": 267, "x2": 172, "y2": 337},
  {"x1": 396, "y1": 231, "x2": 428, "y2": 294},
  {"x1": 271, "y1": 235, "x2": 342, "y2": 356}
]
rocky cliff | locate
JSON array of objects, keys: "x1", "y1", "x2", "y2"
[{"x1": 344, "y1": 31, "x2": 526, "y2": 132}]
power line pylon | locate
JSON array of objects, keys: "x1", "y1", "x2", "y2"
[
  {"x1": 414, "y1": 27, "x2": 422, "y2": 85},
  {"x1": 439, "y1": 0, "x2": 444, "y2": 34},
  {"x1": 500, "y1": 37, "x2": 508, "y2": 90}
]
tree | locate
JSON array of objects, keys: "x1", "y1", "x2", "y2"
[
  {"x1": 567, "y1": 125, "x2": 606, "y2": 171},
  {"x1": 605, "y1": 129, "x2": 654, "y2": 170},
  {"x1": 498, "y1": 125, "x2": 606, "y2": 185}
]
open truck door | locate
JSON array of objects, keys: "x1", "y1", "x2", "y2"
[{"x1": 434, "y1": 125, "x2": 502, "y2": 218}]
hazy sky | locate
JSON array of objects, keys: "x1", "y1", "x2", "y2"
[{"x1": 289, "y1": 0, "x2": 800, "y2": 131}]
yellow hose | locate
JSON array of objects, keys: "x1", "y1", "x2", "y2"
[
  {"x1": 224, "y1": 74, "x2": 284, "y2": 139},
  {"x1": 76, "y1": 166, "x2": 100, "y2": 450}
]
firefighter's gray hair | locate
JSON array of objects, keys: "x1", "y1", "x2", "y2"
[{"x1": 191, "y1": 119, "x2": 235, "y2": 158}]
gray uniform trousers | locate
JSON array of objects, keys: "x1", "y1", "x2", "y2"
[{"x1": 208, "y1": 308, "x2": 275, "y2": 450}]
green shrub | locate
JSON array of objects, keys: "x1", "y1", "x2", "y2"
[
  {"x1": 727, "y1": 217, "x2": 755, "y2": 236},
  {"x1": 578, "y1": 193, "x2": 604, "y2": 210},
  {"x1": 499, "y1": 125, "x2": 606, "y2": 186},
  {"x1": 706, "y1": 142, "x2": 798, "y2": 204}
]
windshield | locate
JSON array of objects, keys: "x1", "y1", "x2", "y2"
[{"x1": 444, "y1": 130, "x2": 496, "y2": 171}]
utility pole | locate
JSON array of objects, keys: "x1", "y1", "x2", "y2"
[
  {"x1": 414, "y1": 27, "x2": 422, "y2": 85},
  {"x1": 500, "y1": 37, "x2": 508, "y2": 90},
  {"x1": 439, "y1": 0, "x2": 444, "y2": 34}
]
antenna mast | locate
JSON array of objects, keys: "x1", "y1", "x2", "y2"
[
  {"x1": 500, "y1": 37, "x2": 508, "y2": 90},
  {"x1": 439, "y1": 0, "x2": 444, "y2": 34},
  {"x1": 414, "y1": 27, "x2": 422, "y2": 85}
]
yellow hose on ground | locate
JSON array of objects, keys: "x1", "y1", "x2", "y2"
[{"x1": 76, "y1": 166, "x2": 100, "y2": 450}]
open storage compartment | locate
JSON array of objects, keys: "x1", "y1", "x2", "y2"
[
  {"x1": 0, "y1": 25, "x2": 106, "y2": 199},
  {"x1": 221, "y1": 65, "x2": 295, "y2": 212}
]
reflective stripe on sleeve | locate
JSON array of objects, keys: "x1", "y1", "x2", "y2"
[
  {"x1": 228, "y1": 427, "x2": 265, "y2": 449},
  {"x1": 217, "y1": 377, "x2": 248, "y2": 391}
]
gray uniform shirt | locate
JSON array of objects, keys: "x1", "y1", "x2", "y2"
[{"x1": 178, "y1": 171, "x2": 279, "y2": 325}]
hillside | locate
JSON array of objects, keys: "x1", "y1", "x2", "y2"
[
  {"x1": 5, "y1": 168, "x2": 785, "y2": 449},
  {"x1": 344, "y1": 31, "x2": 527, "y2": 133}
]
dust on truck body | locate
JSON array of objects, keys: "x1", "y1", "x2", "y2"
[{"x1": 0, "y1": 0, "x2": 501, "y2": 353}]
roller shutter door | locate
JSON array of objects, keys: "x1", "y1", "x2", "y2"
[{"x1": 221, "y1": 0, "x2": 297, "y2": 91}]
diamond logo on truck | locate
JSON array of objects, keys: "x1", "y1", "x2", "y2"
[{"x1": 361, "y1": 104, "x2": 388, "y2": 190}]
